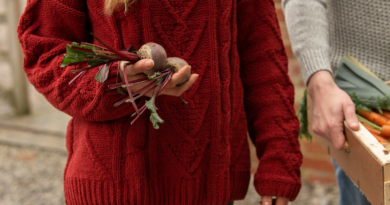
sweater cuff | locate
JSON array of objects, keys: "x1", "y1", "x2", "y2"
[
  {"x1": 297, "y1": 49, "x2": 332, "y2": 85},
  {"x1": 254, "y1": 179, "x2": 301, "y2": 201}
]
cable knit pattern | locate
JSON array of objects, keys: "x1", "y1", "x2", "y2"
[
  {"x1": 283, "y1": 0, "x2": 390, "y2": 84},
  {"x1": 17, "y1": 0, "x2": 302, "y2": 204}
]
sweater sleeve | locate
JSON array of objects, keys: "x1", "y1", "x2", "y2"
[
  {"x1": 282, "y1": 0, "x2": 331, "y2": 85},
  {"x1": 237, "y1": 0, "x2": 302, "y2": 201},
  {"x1": 17, "y1": 0, "x2": 135, "y2": 122}
]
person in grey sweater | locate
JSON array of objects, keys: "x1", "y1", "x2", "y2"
[{"x1": 282, "y1": 0, "x2": 390, "y2": 204}]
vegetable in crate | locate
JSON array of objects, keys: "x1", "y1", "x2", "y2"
[
  {"x1": 61, "y1": 33, "x2": 192, "y2": 129},
  {"x1": 298, "y1": 55, "x2": 390, "y2": 140}
]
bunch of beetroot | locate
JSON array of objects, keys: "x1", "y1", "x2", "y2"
[{"x1": 61, "y1": 33, "x2": 190, "y2": 129}]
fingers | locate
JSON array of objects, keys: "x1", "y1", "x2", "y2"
[
  {"x1": 343, "y1": 101, "x2": 360, "y2": 131},
  {"x1": 166, "y1": 65, "x2": 191, "y2": 88},
  {"x1": 160, "y1": 74, "x2": 199, "y2": 97},
  {"x1": 275, "y1": 197, "x2": 289, "y2": 205},
  {"x1": 329, "y1": 122, "x2": 346, "y2": 150},
  {"x1": 122, "y1": 59, "x2": 155, "y2": 76},
  {"x1": 261, "y1": 196, "x2": 272, "y2": 205}
]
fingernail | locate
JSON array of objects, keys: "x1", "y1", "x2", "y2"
[
  {"x1": 343, "y1": 141, "x2": 349, "y2": 150},
  {"x1": 263, "y1": 202, "x2": 269, "y2": 205},
  {"x1": 188, "y1": 65, "x2": 192, "y2": 70},
  {"x1": 145, "y1": 60, "x2": 154, "y2": 68}
]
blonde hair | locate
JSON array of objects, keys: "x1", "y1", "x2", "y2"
[{"x1": 105, "y1": 0, "x2": 136, "y2": 15}]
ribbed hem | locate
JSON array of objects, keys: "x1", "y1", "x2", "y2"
[
  {"x1": 64, "y1": 172, "x2": 251, "y2": 205},
  {"x1": 297, "y1": 49, "x2": 333, "y2": 85},
  {"x1": 229, "y1": 171, "x2": 251, "y2": 200},
  {"x1": 254, "y1": 180, "x2": 301, "y2": 201}
]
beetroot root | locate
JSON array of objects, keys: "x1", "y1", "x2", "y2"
[
  {"x1": 137, "y1": 43, "x2": 168, "y2": 76},
  {"x1": 165, "y1": 57, "x2": 191, "y2": 86}
]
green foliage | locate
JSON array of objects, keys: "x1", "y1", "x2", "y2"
[
  {"x1": 61, "y1": 42, "x2": 119, "y2": 83},
  {"x1": 349, "y1": 93, "x2": 390, "y2": 114},
  {"x1": 298, "y1": 90, "x2": 390, "y2": 141},
  {"x1": 94, "y1": 64, "x2": 110, "y2": 83},
  {"x1": 148, "y1": 72, "x2": 161, "y2": 80},
  {"x1": 145, "y1": 97, "x2": 164, "y2": 129},
  {"x1": 297, "y1": 90, "x2": 312, "y2": 140}
]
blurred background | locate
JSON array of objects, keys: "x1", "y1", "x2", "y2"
[{"x1": 0, "y1": 0, "x2": 339, "y2": 204}]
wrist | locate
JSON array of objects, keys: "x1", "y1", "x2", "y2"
[{"x1": 307, "y1": 71, "x2": 337, "y2": 97}]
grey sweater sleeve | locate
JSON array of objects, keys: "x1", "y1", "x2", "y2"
[{"x1": 282, "y1": 0, "x2": 332, "y2": 85}]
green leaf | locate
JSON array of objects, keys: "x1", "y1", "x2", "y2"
[
  {"x1": 66, "y1": 44, "x2": 93, "y2": 57},
  {"x1": 145, "y1": 99, "x2": 156, "y2": 112},
  {"x1": 87, "y1": 58, "x2": 109, "y2": 67},
  {"x1": 150, "y1": 112, "x2": 164, "y2": 129},
  {"x1": 148, "y1": 72, "x2": 161, "y2": 80},
  {"x1": 145, "y1": 97, "x2": 164, "y2": 129},
  {"x1": 117, "y1": 88, "x2": 125, "y2": 94},
  {"x1": 156, "y1": 77, "x2": 164, "y2": 85},
  {"x1": 297, "y1": 90, "x2": 312, "y2": 140},
  {"x1": 71, "y1": 42, "x2": 96, "y2": 51},
  {"x1": 94, "y1": 64, "x2": 110, "y2": 83},
  {"x1": 61, "y1": 57, "x2": 80, "y2": 67}
]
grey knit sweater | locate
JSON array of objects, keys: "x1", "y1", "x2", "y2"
[{"x1": 282, "y1": 0, "x2": 390, "y2": 85}]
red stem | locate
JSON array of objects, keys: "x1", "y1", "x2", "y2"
[
  {"x1": 108, "y1": 71, "x2": 170, "y2": 89},
  {"x1": 69, "y1": 46, "x2": 95, "y2": 53},
  {"x1": 68, "y1": 71, "x2": 87, "y2": 85},
  {"x1": 70, "y1": 60, "x2": 115, "y2": 73},
  {"x1": 131, "y1": 105, "x2": 146, "y2": 117},
  {"x1": 81, "y1": 42, "x2": 108, "y2": 50},
  {"x1": 123, "y1": 64, "x2": 140, "y2": 114},
  {"x1": 113, "y1": 97, "x2": 129, "y2": 108},
  {"x1": 129, "y1": 71, "x2": 173, "y2": 125},
  {"x1": 126, "y1": 85, "x2": 157, "y2": 106},
  {"x1": 108, "y1": 76, "x2": 149, "y2": 89},
  {"x1": 131, "y1": 106, "x2": 148, "y2": 125},
  {"x1": 114, "y1": 78, "x2": 158, "y2": 107},
  {"x1": 90, "y1": 33, "x2": 140, "y2": 61},
  {"x1": 156, "y1": 72, "x2": 173, "y2": 95}
]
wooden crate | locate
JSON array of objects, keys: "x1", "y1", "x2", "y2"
[{"x1": 307, "y1": 96, "x2": 390, "y2": 205}]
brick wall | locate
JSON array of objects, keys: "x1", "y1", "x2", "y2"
[{"x1": 248, "y1": 0, "x2": 337, "y2": 185}]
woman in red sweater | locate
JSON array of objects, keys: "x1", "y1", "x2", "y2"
[{"x1": 17, "y1": 0, "x2": 302, "y2": 204}]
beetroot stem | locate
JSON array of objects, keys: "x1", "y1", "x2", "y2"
[
  {"x1": 90, "y1": 33, "x2": 140, "y2": 61},
  {"x1": 131, "y1": 105, "x2": 148, "y2": 125},
  {"x1": 70, "y1": 61, "x2": 115, "y2": 73},
  {"x1": 81, "y1": 42, "x2": 108, "y2": 50},
  {"x1": 129, "y1": 84, "x2": 158, "y2": 103},
  {"x1": 156, "y1": 71, "x2": 174, "y2": 95},
  {"x1": 131, "y1": 105, "x2": 146, "y2": 117},
  {"x1": 123, "y1": 64, "x2": 140, "y2": 114},
  {"x1": 114, "y1": 97, "x2": 129, "y2": 108},
  {"x1": 113, "y1": 79, "x2": 158, "y2": 107},
  {"x1": 108, "y1": 76, "x2": 150, "y2": 89},
  {"x1": 121, "y1": 71, "x2": 170, "y2": 88},
  {"x1": 69, "y1": 46, "x2": 96, "y2": 53},
  {"x1": 69, "y1": 71, "x2": 87, "y2": 85}
]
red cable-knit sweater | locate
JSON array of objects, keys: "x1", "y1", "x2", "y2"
[{"x1": 17, "y1": 0, "x2": 302, "y2": 204}]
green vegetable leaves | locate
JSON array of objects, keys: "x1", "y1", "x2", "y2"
[
  {"x1": 148, "y1": 72, "x2": 161, "y2": 80},
  {"x1": 297, "y1": 90, "x2": 312, "y2": 140},
  {"x1": 61, "y1": 43, "x2": 96, "y2": 67},
  {"x1": 145, "y1": 97, "x2": 164, "y2": 129}
]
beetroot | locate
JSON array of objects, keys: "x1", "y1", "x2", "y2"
[
  {"x1": 165, "y1": 57, "x2": 191, "y2": 86},
  {"x1": 137, "y1": 43, "x2": 168, "y2": 76},
  {"x1": 61, "y1": 33, "x2": 192, "y2": 129}
]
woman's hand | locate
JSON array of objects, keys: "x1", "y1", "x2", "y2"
[
  {"x1": 119, "y1": 60, "x2": 198, "y2": 97},
  {"x1": 261, "y1": 196, "x2": 289, "y2": 205}
]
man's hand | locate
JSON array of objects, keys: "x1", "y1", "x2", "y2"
[
  {"x1": 307, "y1": 70, "x2": 359, "y2": 150},
  {"x1": 261, "y1": 196, "x2": 288, "y2": 205},
  {"x1": 119, "y1": 60, "x2": 198, "y2": 97}
]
